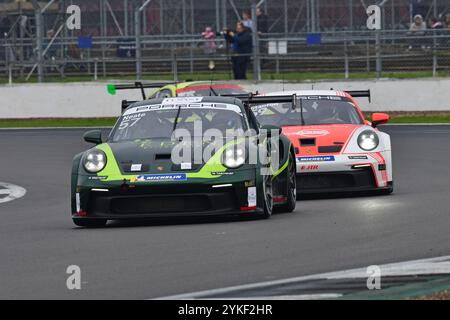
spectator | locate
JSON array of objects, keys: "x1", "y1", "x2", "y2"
[
  {"x1": 242, "y1": 11, "x2": 253, "y2": 31},
  {"x1": 446, "y1": 13, "x2": 450, "y2": 28},
  {"x1": 256, "y1": 7, "x2": 268, "y2": 34},
  {"x1": 409, "y1": 14, "x2": 426, "y2": 32},
  {"x1": 0, "y1": 15, "x2": 11, "y2": 36},
  {"x1": 44, "y1": 29, "x2": 57, "y2": 58},
  {"x1": 201, "y1": 26, "x2": 217, "y2": 55},
  {"x1": 224, "y1": 22, "x2": 253, "y2": 80},
  {"x1": 408, "y1": 14, "x2": 426, "y2": 49},
  {"x1": 428, "y1": 16, "x2": 444, "y2": 29},
  {"x1": 256, "y1": 7, "x2": 268, "y2": 62}
]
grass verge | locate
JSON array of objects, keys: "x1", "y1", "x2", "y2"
[
  {"x1": 1, "y1": 114, "x2": 450, "y2": 128},
  {"x1": 2, "y1": 71, "x2": 450, "y2": 84}
]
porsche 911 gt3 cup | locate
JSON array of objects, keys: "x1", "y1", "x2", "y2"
[
  {"x1": 71, "y1": 96, "x2": 297, "y2": 228},
  {"x1": 249, "y1": 90, "x2": 393, "y2": 196}
]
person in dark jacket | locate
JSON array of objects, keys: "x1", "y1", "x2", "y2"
[
  {"x1": 225, "y1": 22, "x2": 253, "y2": 80},
  {"x1": 256, "y1": 7, "x2": 268, "y2": 34}
]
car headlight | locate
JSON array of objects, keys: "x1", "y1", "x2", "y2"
[
  {"x1": 222, "y1": 145, "x2": 246, "y2": 169},
  {"x1": 83, "y1": 149, "x2": 107, "y2": 173},
  {"x1": 358, "y1": 130, "x2": 379, "y2": 151}
]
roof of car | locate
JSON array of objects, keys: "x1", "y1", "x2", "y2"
[
  {"x1": 130, "y1": 96, "x2": 245, "y2": 108},
  {"x1": 266, "y1": 90, "x2": 348, "y2": 97}
]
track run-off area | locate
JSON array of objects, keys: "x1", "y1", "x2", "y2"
[{"x1": 0, "y1": 125, "x2": 449, "y2": 299}]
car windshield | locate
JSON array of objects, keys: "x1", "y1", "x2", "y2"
[
  {"x1": 252, "y1": 96, "x2": 364, "y2": 126},
  {"x1": 177, "y1": 85, "x2": 247, "y2": 97},
  {"x1": 112, "y1": 102, "x2": 247, "y2": 142}
]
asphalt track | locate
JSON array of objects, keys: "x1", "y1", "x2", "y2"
[{"x1": 0, "y1": 125, "x2": 449, "y2": 300}]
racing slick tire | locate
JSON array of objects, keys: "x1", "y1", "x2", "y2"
[
  {"x1": 261, "y1": 174, "x2": 274, "y2": 219},
  {"x1": 73, "y1": 219, "x2": 107, "y2": 228},
  {"x1": 381, "y1": 182, "x2": 394, "y2": 195},
  {"x1": 277, "y1": 153, "x2": 297, "y2": 213}
]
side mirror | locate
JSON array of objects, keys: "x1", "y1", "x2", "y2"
[
  {"x1": 84, "y1": 130, "x2": 103, "y2": 145},
  {"x1": 260, "y1": 124, "x2": 282, "y2": 137},
  {"x1": 371, "y1": 113, "x2": 390, "y2": 128}
]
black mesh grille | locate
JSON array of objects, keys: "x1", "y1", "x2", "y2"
[
  {"x1": 298, "y1": 168, "x2": 376, "y2": 190},
  {"x1": 88, "y1": 190, "x2": 238, "y2": 216}
]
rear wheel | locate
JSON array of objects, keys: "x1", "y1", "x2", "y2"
[
  {"x1": 73, "y1": 218, "x2": 107, "y2": 228},
  {"x1": 278, "y1": 153, "x2": 297, "y2": 213}
]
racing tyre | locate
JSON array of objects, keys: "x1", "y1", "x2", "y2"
[
  {"x1": 278, "y1": 153, "x2": 297, "y2": 213},
  {"x1": 381, "y1": 181, "x2": 394, "y2": 195},
  {"x1": 261, "y1": 174, "x2": 274, "y2": 219},
  {"x1": 73, "y1": 218, "x2": 107, "y2": 228}
]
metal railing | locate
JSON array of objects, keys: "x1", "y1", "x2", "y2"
[{"x1": 2, "y1": 30, "x2": 450, "y2": 83}]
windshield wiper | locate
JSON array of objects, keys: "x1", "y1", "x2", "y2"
[
  {"x1": 172, "y1": 105, "x2": 183, "y2": 132},
  {"x1": 299, "y1": 97, "x2": 306, "y2": 125},
  {"x1": 209, "y1": 86, "x2": 219, "y2": 96}
]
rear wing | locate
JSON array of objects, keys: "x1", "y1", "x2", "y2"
[
  {"x1": 107, "y1": 81, "x2": 175, "y2": 100},
  {"x1": 107, "y1": 81, "x2": 176, "y2": 112},
  {"x1": 344, "y1": 90, "x2": 371, "y2": 103},
  {"x1": 225, "y1": 94, "x2": 299, "y2": 108}
]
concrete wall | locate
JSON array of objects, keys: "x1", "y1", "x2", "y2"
[{"x1": 1, "y1": 78, "x2": 449, "y2": 119}]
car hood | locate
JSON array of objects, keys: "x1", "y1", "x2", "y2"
[
  {"x1": 105, "y1": 138, "x2": 206, "y2": 174},
  {"x1": 282, "y1": 124, "x2": 360, "y2": 155},
  {"x1": 103, "y1": 136, "x2": 251, "y2": 176}
]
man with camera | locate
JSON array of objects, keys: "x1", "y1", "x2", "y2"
[{"x1": 223, "y1": 22, "x2": 253, "y2": 80}]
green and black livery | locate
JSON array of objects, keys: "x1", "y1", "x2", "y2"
[{"x1": 71, "y1": 96, "x2": 296, "y2": 228}]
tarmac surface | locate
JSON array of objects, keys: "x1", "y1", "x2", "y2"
[{"x1": 0, "y1": 125, "x2": 449, "y2": 299}]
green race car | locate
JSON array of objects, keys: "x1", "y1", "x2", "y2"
[{"x1": 71, "y1": 96, "x2": 297, "y2": 228}]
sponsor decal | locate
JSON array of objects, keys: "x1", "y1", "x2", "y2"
[
  {"x1": 248, "y1": 187, "x2": 257, "y2": 207},
  {"x1": 124, "y1": 102, "x2": 242, "y2": 116},
  {"x1": 162, "y1": 97, "x2": 203, "y2": 105},
  {"x1": 88, "y1": 176, "x2": 108, "y2": 180},
  {"x1": 348, "y1": 155, "x2": 368, "y2": 160},
  {"x1": 211, "y1": 172, "x2": 234, "y2": 176},
  {"x1": 76, "y1": 193, "x2": 81, "y2": 212},
  {"x1": 181, "y1": 163, "x2": 192, "y2": 170},
  {"x1": 300, "y1": 165, "x2": 320, "y2": 171},
  {"x1": 294, "y1": 129, "x2": 330, "y2": 137},
  {"x1": 297, "y1": 156, "x2": 335, "y2": 162},
  {"x1": 131, "y1": 174, "x2": 187, "y2": 182},
  {"x1": 130, "y1": 164, "x2": 142, "y2": 172}
]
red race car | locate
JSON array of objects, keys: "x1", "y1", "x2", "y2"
[{"x1": 251, "y1": 90, "x2": 393, "y2": 196}]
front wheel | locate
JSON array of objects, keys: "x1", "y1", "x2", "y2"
[
  {"x1": 278, "y1": 153, "x2": 297, "y2": 213},
  {"x1": 381, "y1": 181, "x2": 394, "y2": 195},
  {"x1": 261, "y1": 174, "x2": 273, "y2": 219},
  {"x1": 73, "y1": 218, "x2": 107, "y2": 228}
]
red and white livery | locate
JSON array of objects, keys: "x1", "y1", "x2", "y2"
[{"x1": 253, "y1": 90, "x2": 393, "y2": 195}]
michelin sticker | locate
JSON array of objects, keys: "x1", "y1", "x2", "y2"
[
  {"x1": 0, "y1": 182, "x2": 27, "y2": 204},
  {"x1": 297, "y1": 156, "x2": 336, "y2": 162},
  {"x1": 131, "y1": 174, "x2": 187, "y2": 183}
]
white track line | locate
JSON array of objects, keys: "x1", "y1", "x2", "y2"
[
  {"x1": 156, "y1": 255, "x2": 450, "y2": 300},
  {"x1": 0, "y1": 182, "x2": 27, "y2": 204}
]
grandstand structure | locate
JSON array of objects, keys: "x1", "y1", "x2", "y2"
[
  {"x1": 2, "y1": 0, "x2": 446, "y2": 36},
  {"x1": 1, "y1": 0, "x2": 450, "y2": 81}
]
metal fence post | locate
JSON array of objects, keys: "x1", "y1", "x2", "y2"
[
  {"x1": 32, "y1": 1, "x2": 44, "y2": 83},
  {"x1": 375, "y1": 30, "x2": 382, "y2": 78},
  {"x1": 135, "y1": 10, "x2": 142, "y2": 79},
  {"x1": 135, "y1": 0, "x2": 154, "y2": 80},
  {"x1": 432, "y1": 31, "x2": 437, "y2": 77},
  {"x1": 251, "y1": 2, "x2": 261, "y2": 81},
  {"x1": 344, "y1": 39, "x2": 349, "y2": 79}
]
